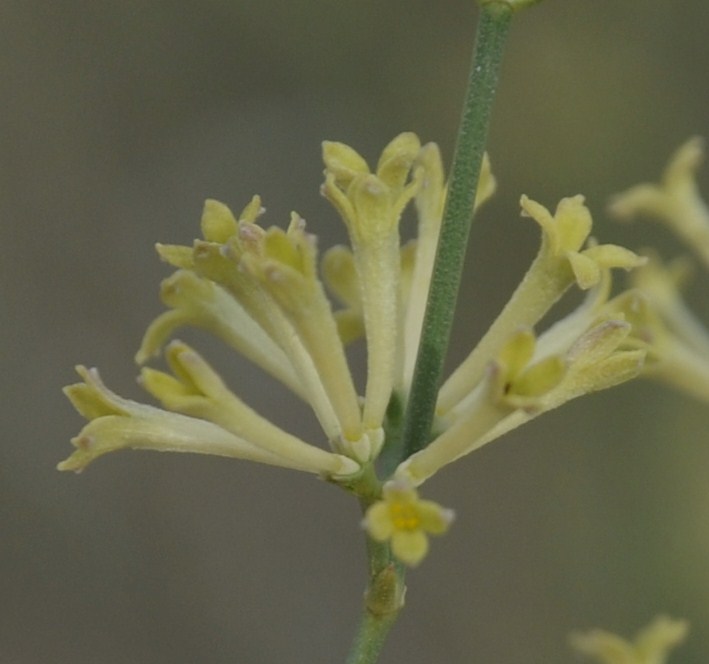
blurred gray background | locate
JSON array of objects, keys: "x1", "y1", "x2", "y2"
[{"x1": 2, "y1": 1, "x2": 709, "y2": 662}]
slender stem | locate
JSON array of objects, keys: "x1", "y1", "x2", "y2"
[
  {"x1": 345, "y1": 5, "x2": 515, "y2": 662},
  {"x1": 402, "y1": 2, "x2": 513, "y2": 460}
]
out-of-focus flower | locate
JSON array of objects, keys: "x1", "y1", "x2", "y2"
[
  {"x1": 570, "y1": 615, "x2": 688, "y2": 664},
  {"x1": 605, "y1": 289, "x2": 709, "y2": 404},
  {"x1": 610, "y1": 137, "x2": 709, "y2": 269}
]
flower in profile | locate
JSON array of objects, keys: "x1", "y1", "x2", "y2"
[
  {"x1": 363, "y1": 481, "x2": 454, "y2": 567},
  {"x1": 61, "y1": 363, "x2": 358, "y2": 477},
  {"x1": 436, "y1": 195, "x2": 644, "y2": 416},
  {"x1": 322, "y1": 133, "x2": 422, "y2": 439},
  {"x1": 396, "y1": 317, "x2": 645, "y2": 487},
  {"x1": 394, "y1": 328, "x2": 565, "y2": 485},
  {"x1": 570, "y1": 616, "x2": 688, "y2": 664}
]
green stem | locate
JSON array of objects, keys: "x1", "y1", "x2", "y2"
[
  {"x1": 346, "y1": 532, "x2": 406, "y2": 664},
  {"x1": 377, "y1": 392, "x2": 406, "y2": 478},
  {"x1": 402, "y1": 2, "x2": 513, "y2": 460},
  {"x1": 345, "y1": 5, "x2": 515, "y2": 662},
  {"x1": 345, "y1": 603, "x2": 399, "y2": 664}
]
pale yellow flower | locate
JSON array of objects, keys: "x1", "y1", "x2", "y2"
[
  {"x1": 437, "y1": 195, "x2": 644, "y2": 415},
  {"x1": 363, "y1": 481, "x2": 454, "y2": 567},
  {"x1": 59, "y1": 364, "x2": 358, "y2": 477},
  {"x1": 399, "y1": 317, "x2": 644, "y2": 487},
  {"x1": 521, "y1": 195, "x2": 646, "y2": 292},
  {"x1": 237, "y1": 213, "x2": 365, "y2": 450},
  {"x1": 397, "y1": 329, "x2": 567, "y2": 486},
  {"x1": 141, "y1": 198, "x2": 361, "y2": 452},
  {"x1": 135, "y1": 269, "x2": 304, "y2": 399},
  {"x1": 62, "y1": 133, "x2": 656, "y2": 516},
  {"x1": 63, "y1": 136, "x2": 441, "y2": 478},
  {"x1": 322, "y1": 133, "x2": 421, "y2": 436}
]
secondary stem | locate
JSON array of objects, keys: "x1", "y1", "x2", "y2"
[{"x1": 402, "y1": 2, "x2": 513, "y2": 460}]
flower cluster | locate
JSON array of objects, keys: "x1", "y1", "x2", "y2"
[{"x1": 61, "y1": 134, "x2": 709, "y2": 566}]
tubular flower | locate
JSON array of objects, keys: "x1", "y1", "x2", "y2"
[
  {"x1": 570, "y1": 616, "x2": 688, "y2": 664},
  {"x1": 135, "y1": 269, "x2": 304, "y2": 399},
  {"x1": 396, "y1": 317, "x2": 642, "y2": 487},
  {"x1": 463, "y1": 319, "x2": 646, "y2": 470},
  {"x1": 363, "y1": 480, "x2": 454, "y2": 567},
  {"x1": 610, "y1": 137, "x2": 709, "y2": 269},
  {"x1": 158, "y1": 199, "x2": 361, "y2": 454},
  {"x1": 237, "y1": 213, "x2": 365, "y2": 450},
  {"x1": 321, "y1": 245, "x2": 365, "y2": 345},
  {"x1": 396, "y1": 328, "x2": 563, "y2": 486},
  {"x1": 61, "y1": 365, "x2": 358, "y2": 477},
  {"x1": 322, "y1": 133, "x2": 422, "y2": 438},
  {"x1": 437, "y1": 195, "x2": 645, "y2": 415}
]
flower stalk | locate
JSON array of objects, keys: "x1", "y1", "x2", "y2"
[
  {"x1": 401, "y1": 2, "x2": 513, "y2": 460},
  {"x1": 346, "y1": 4, "x2": 515, "y2": 662}
]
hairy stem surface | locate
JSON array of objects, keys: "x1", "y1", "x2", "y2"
[{"x1": 402, "y1": 3, "x2": 513, "y2": 460}]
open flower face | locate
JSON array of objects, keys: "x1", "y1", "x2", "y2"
[{"x1": 363, "y1": 481, "x2": 454, "y2": 567}]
